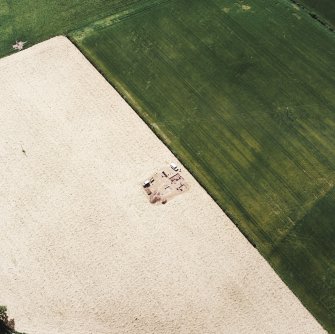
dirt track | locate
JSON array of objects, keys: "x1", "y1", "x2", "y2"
[{"x1": 0, "y1": 37, "x2": 326, "y2": 334}]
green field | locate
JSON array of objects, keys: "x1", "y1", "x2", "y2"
[
  {"x1": 71, "y1": 0, "x2": 335, "y2": 331},
  {"x1": 0, "y1": 0, "x2": 149, "y2": 58},
  {"x1": 296, "y1": 0, "x2": 335, "y2": 26}
]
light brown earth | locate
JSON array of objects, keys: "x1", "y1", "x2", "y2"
[
  {"x1": 143, "y1": 165, "x2": 189, "y2": 204},
  {"x1": 0, "y1": 37, "x2": 326, "y2": 334}
]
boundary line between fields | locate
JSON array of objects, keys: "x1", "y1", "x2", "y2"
[
  {"x1": 288, "y1": 0, "x2": 334, "y2": 32},
  {"x1": 70, "y1": 0, "x2": 172, "y2": 42}
]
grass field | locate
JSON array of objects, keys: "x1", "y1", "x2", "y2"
[
  {"x1": 295, "y1": 0, "x2": 335, "y2": 26},
  {"x1": 0, "y1": 0, "x2": 152, "y2": 58},
  {"x1": 71, "y1": 0, "x2": 335, "y2": 331}
]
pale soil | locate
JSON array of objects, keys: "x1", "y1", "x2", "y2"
[{"x1": 0, "y1": 37, "x2": 326, "y2": 334}]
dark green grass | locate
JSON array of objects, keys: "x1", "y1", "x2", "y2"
[
  {"x1": 270, "y1": 187, "x2": 335, "y2": 329},
  {"x1": 72, "y1": 0, "x2": 335, "y2": 331},
  {"x1": 295, "y1": 0, "x2": 335, "y2": 26},
  {"x1": 0, "y1": 0, "x2": 148, "y2": 58}
]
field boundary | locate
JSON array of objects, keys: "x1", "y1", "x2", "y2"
[
  {"x1": 68, "y1": 35, "x2": 260, "y2": 251},
  {"x1": 288, "y1": 0, "x2": 334, "y2": 31},
  {"x1": 70, "y1": 0, "x2": 171, "y2": 42}
]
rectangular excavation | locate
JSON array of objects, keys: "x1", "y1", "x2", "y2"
[{"x1": 143, "y1": 163, "x2": 189, "y2": 204}]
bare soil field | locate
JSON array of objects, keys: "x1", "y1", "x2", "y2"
[{"x1": 0, "y1": 37, "x2": 326, "y2": 334}]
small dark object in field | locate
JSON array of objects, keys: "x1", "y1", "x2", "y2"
[{"x1": 20, "y1": 145, "x2": 27, "y2": 156}]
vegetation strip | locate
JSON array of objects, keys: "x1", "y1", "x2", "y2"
[
  {"x1": 289, "y1": 0, "x2": 334, "y2": 31},
  {"x1": 71, "y1": 0, "x2": 171, "y2": 42}
]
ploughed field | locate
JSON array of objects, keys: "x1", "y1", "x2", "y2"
[
  {"x1": 1, "y1": 36, "x2": 326, "y2": 334},
  {"x1": 71, "y1": 0, "x2": 335, "y2": 331}
]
